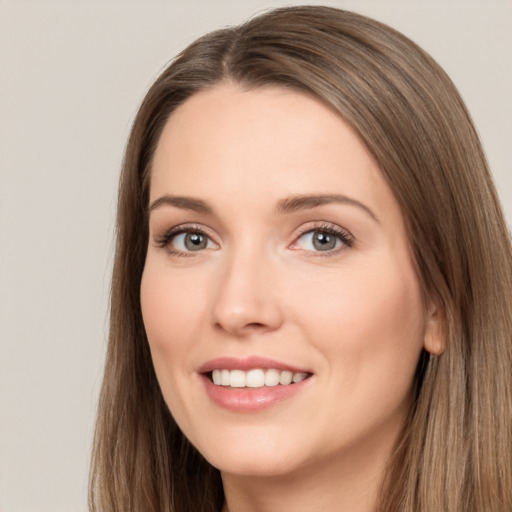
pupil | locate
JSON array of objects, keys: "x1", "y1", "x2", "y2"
[
  {"x1": 185, "y1": 233, "x2": 206, "y2": 251},
  {"x1": 313, "y1": 232, "x2": 335, "y2": 251}
]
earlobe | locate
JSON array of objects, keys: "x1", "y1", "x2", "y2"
[{"x1": 423, "y1": 303, "x2": 445, "y2": 355}]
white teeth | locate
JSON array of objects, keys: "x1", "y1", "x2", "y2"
[
  {"x1": 212, "y1": 369, "x2": 221, "y2": 385},
  {"x1": 279, "y1": 371, "x2": 293, "y2": 385},
  {"x1": 230, "y1": 370, "x2": 246, "y2": 388},
  {"x1": 264, "y1": 369, "x2": 280, "y2": 387},
  {"x1": 221, "y1": 369, "x2": 230, "y2": 386},
  {"x1": 246, "y1": 369, "x2": 265, "y2": 388},
  {"x1": 210, "y1": 368, "x2": 310, "y2": 388}
]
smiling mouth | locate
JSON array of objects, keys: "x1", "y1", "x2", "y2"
[{"x1": 209, "y1": 368, "x2": 312, "y2": 388}]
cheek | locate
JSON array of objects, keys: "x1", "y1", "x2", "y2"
[
  {"x1": 290, "y1": 257, "x2": 425, "y2": 446},
  {"x1": 140, "y1": 260, "x2": 212, "y2": 430},
  {"x1": 291, "y1": 256, "x2": 425, "y2": 381},
  {"x1": 140, "y1": 261, "x2": 206, "y2": 373}
]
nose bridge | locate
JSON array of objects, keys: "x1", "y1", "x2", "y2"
[{"x1": 211, "y1": 239, "x2": 282, "y2": 336}]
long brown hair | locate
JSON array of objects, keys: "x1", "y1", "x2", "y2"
[{"x1": 89, "y1": 6, "x2": 512, "y2": 511}]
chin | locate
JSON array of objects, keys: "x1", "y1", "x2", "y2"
[
  {"x1": 194, "y1": 430, "x2": 305, "y2": 478},
  {"x1": 212, "y1": 454, "x2": 301, "y2": 478}
]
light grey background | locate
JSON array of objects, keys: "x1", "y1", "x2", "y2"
[{"x1": 0, "y1": 1, "x2": 510, "y2": 511}]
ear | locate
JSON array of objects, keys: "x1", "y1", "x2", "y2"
[{"x1": 423, "y1": 302, "x2": 445, "y2": 355}]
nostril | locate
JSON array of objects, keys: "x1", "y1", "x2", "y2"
[
  {"x1": 213, "y1": 320, "x2": 268, "y2": 335},
  {"x1": 246, "y1": 322, "x2": 266, "y2": 329}
]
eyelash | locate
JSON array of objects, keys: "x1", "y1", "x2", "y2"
[
  {"x1": 153, "y1": 222, "x2": 354, "y2": 257},
  {"x1": 294, "y1": 223, "x2": 355, "y2": 253},
  {"x1": 154, "y1": 224, "x2": 212, "y2": 257}
]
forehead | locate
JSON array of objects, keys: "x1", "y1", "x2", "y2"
[
  {"x1": 150, "y1": 83, "x2": 387, "y2": 204},
  {"x1": 152, "y1": 84, "x2": 377, "y2": 184}
]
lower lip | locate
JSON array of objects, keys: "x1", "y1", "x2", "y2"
[{"x1": 201, "y1": 374, "x2": 311, "y2": 412}]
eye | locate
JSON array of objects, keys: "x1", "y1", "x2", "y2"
[
  {"x1": 155, "y1": 226, "x2": 218, "y2": 255},
  {"x1": 172, "y1": 231, "x2": 214, "y2": 252},
  {"x1": 292, "y1": 225, "x2": 353, "y2": 253}
]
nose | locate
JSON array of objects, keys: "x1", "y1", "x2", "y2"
[{"x1": 211, "y1": 248, "x2": 284, "y2": 337}]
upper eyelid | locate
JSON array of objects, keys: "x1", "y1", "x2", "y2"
[
  {"x1": 294, "y1": 222, "x2": 354, "y2": 240},
  {"x1": 295, "y1": 221, "x2": 350, "y2": 234},
  {"x1": 153, "y1": 222, "x2": 215, "y2": 239}
]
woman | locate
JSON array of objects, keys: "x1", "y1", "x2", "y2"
[{"x1": 89, "y1": 6, "x2": 512, "y2": 512}]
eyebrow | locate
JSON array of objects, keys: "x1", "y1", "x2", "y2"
[
  {"x1": 148, "y1": 195, "x2": 213, "y2": 215},
  {"x1": 148, "y1": 193, "x2": 378, "y2": 222},
  {"x1": 275, "y1": 194, "x2": 379, "y2": 222}
]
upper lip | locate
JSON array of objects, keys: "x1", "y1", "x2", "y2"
[{"x1": 198, "y1": 356, "x2": 311, "y2": 374}]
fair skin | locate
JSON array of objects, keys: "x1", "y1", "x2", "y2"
[{"x1": 141, "y1": 83, "x2": 440, "y2": 512}]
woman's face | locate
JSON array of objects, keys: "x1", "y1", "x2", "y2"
[{"x1": 141, "y1": 84, "x2": 437, "y2": 479}]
